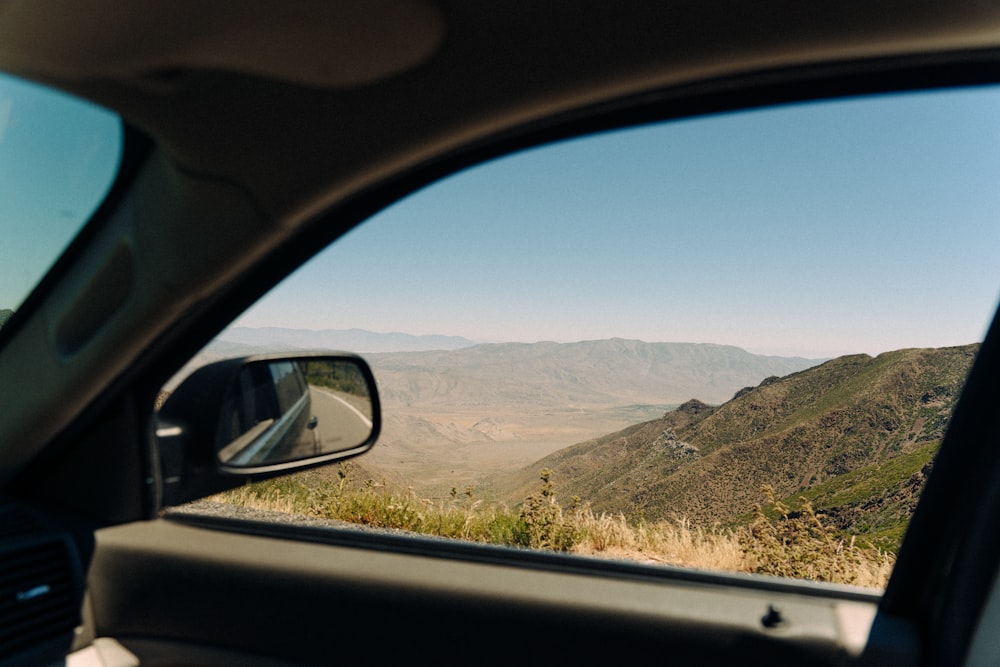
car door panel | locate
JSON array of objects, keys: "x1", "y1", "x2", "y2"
[{"x1": 84, "y1": 518, "x2": 915, "y2": 665}]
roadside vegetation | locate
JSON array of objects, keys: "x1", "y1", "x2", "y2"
[
  {"x1": 214, "y1": 464, "x2": 894, "y2": 588},
  {"x1": 304, "y1": 359, "x2": 370, "y2": 396}
]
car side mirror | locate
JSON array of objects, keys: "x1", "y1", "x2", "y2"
[{"x1": 156, "y1": 353, "x2": 380, "y2": 507}]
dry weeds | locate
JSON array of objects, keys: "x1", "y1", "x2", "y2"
[{"x1": 215, "y1": 467, "x2": 894, "y2": 588}]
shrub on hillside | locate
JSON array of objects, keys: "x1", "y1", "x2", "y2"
[
  {"x1": 511, "y1": 469, "x2": 577, "y2": 550},
  {"x1": 741, "y1": 485, "x2": 894, "y2": 585}
]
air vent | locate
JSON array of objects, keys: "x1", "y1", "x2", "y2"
[{"x1": 0, "y1": 507, "x2": 82, "y2": 661}]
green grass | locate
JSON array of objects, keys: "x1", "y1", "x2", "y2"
[
  {"x1": 795, "y1": 442, "x2": 936, "y2": 509},
  {"x1": 769, "y1": 442, "x2": 938, "y2": 551}
]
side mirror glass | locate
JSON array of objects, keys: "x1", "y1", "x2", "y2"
[
  {"x1": 157, "y1": 353, "x2": 380, "y2": 506},
  {"x1": 216, "y1": 358, "x2": 376, "y2": 470}
]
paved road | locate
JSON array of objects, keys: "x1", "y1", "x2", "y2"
[{"x1": 290, "y1": 386, "x2": 373, "y2": 459}]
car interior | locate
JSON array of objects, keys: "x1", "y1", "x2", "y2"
[{"x1": 2, "y1": 2, "x2": 1000, "y2": 665}]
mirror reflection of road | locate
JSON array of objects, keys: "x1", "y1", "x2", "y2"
[{"x1": 287, "y1": 385, "x2": 373, "y2": 460}]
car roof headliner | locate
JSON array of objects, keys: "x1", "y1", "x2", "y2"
[{"x1": 3, "y1": 1, "x2": 1000, "y2": 224}]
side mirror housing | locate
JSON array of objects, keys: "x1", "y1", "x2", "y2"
[{"x1": 156, "y1": 352, "x2": 380, "y2": 507}]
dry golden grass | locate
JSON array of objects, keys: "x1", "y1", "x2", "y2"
[
  {"x1": 215, "y1": 484, "x2": 298, "y2": 514},
  {"x1": 571, "y1": 515, "x2": 747, "y2": 572},
  {"x1": 212, "y1": 467, "x2": 894, "y2": 588}
]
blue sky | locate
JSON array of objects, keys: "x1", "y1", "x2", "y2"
[
  {"x1": 4, "y1": 71, "x2": 996, "y2": 360},
  {"x1": 235, "y1": 86, "x2": 1000, "y2": 358},
  {"x1": 0, "y1": 73, "x2": 122, "y2": 312}
]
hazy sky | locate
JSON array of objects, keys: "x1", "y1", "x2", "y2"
[{"x1": 234, "y1": 86, "x2": 1000, "y2": 358}]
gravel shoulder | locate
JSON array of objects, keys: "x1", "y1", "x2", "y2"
[{"x1": 166, "y1": 499, "x2": 432, "y2": 539}]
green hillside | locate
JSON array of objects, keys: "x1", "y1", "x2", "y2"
[
  {"x1": 496, "y1": 344, "x2": 978, "y2": 546},
  {"x1": 774, "y1": 442, "x2": 937, "y2": 550},
  {"x1": 0, "y1": 309, "x2": 12, "y2": 329}
]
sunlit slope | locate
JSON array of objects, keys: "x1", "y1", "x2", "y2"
[
  {"x1": 776, "y1": 442, "x2": 937, "y2": 549},
  {"x1": 499, "y1": 344, "x2": 978, "y2": 535}
]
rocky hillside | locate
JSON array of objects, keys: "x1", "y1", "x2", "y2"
[{"x1": 496, "y1": 344, "x2": 978, "y2": 548}]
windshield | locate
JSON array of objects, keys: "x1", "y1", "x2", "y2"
[{"x1": 0, "y1": 72, "x2": 123, "y2": 330}]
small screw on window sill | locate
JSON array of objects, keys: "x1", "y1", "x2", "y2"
[{"x1": 761, "y1": 604, "x2": 785, "y2": 629}]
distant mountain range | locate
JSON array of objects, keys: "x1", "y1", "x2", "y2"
[
  {"x1": 367, "y1": 338, "x2": 821, "y2": 408},
  {"x1": 493, "y1": 344, "x2": 978, "y2": 548},
  {"x1": 213, "y1": 330, "x2": 822, "y2": 409}
]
